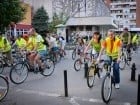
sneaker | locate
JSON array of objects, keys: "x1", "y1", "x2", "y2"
[{"x1": 115, "y1": 83, "x2": 120, "y2": 89}]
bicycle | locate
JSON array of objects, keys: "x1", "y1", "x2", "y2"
[
  {"x1": 74, "y1": 52, "x2": 91, "y2": 71},
  {"x1": 0, "y1": 74, "x2": 9, "y2": 101},
  {"x1": 101, "y1": 57, "x2": 116, "y2": 104},
  {"x1": 0, "y1": 52, "x2": 12, "y2": 74},
  {"x1": 72, "y1": 47, "x2": 77, "y2": 60},
  {"x1": 86, "y1": 56, "x2": 104, "y2": 88},
  {"x1": 119, "y1": 46, "x2": 132, "y2": 70},
  {"x1": 10, "y1": 50, "x2": 55, "y2": 84}
]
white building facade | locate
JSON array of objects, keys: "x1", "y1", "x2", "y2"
[{"x1": 110, "y1": 0, "x2": 138, "y2": 31}]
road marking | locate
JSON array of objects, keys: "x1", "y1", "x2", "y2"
[
  {"x1": 16, "y1": 89, "x2": 61, "y2": 97},
  {"x1": 69, "y1": 98, "x2": 80, "y2": 105},
  {"x1": 16, "y1": 88, "x2": 132, "y2": 105}
]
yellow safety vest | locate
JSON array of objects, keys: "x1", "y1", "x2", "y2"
[
  {"x1": 30, "y1": 34, "x2": 46, "y2": 51},
  {"x1": 105, "y1": 37, "x2": 121, "y2": 59},
  {"x1": 132, "y1": 34, "x2": 138, "y2": 44},
  {"x1": 15, "y1": 38, "x2": 26, "y2": 48},
  {"x1": 0, "y1": 37, "x2": 11, "y2": 52}
]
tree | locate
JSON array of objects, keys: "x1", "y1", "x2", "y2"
[
  {"x1": 32, "y1": 6, "x2": 49, "y2": 36},
  {"x1": 48, "y1": 12, "x2": 66, "y2": 33},
  {"x1": 0, "y1": 0, "x2": 26, "y2": 32}
]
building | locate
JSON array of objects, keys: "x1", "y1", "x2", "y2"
[
  {"x1": 9, "y1": 2, "x2": 32, "y2": 37},
  {"x1": 20, "y1": 0, "x2": 118, "y2": 42},
  {"x1": 104, "y1": 0, "x2": 140, "y2": 32},
  {"x1": 65, "y1": 0, "x2": 117, "y2": 41}
]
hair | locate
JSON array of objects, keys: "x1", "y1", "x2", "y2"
[
  {"x1": 108, "y1": 29, "x2": 115, "y2": 34},
  {"x1": 93, "y1": 31, "x2": 102, "y2": 43},
  {"x1": 123, "y1": 27, "x2": 128, "y2": 31}
]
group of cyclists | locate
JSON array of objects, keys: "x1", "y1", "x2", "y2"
[
  {"x1": 75, "y1": 27, "x2": 139, "y2": 89},
  {"x1": 0, "y1": 28, "x2": 66, "y2": 72},
  {"x1": 0, "y1": 27, "x2": 139, "y2": 89}
]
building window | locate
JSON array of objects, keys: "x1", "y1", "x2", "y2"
[
  {"x1": 79, "y1": 26, "x2": 83, "y2": 31},
  {"x1": 70, "y1": 26, "x2": 76, "y2": 31},
  {"x1": 86, "y1": 26, "x2": 92, "y2": 31}
]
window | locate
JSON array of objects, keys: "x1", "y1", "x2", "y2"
[
  {"x1": 86, "y1": 26, "x2": 92, "y2": 31},
  {"x1": 70, "y1": 26, "x2": 76, "y2": 31},
  {"x1": 79, "y1": 26, "x2": 83, "y2": 31}
]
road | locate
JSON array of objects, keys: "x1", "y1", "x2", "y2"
[{"x1": 0, "y1": 49, "x2": 140, "y2": 105}]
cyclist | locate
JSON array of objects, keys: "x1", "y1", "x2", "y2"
[
  {"x1": 120, "y1": 27, "x2": 131, "y2": 55},
  {"x1": 27, "y1": 28, "x2": 47, "y2": 71},
  {"x1": 13, "y1": 34, "x2": 26, "y2": 52},
  {"x1": 84, "y1": 32, "x2": 102, "y2": 62},
  {"x1": 132, "y1": 34, "x2": 139, "y2": 51},
  {"x1": 58, "y1": 35, "x2": 66, "y2": 56},
  {"x1": 77, "y1": 37, "x2": 86, "y2": 63},
  {"x1": 97, "y1": 30, "x2": 122, "y2": 89},
  {"x1": 0, "y1": 32, "x2": 13, "y2": 65},
  {"x1": 23, "y1": 34, "x2": 33, "y2": 51}
]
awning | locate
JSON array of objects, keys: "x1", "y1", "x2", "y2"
[{"x1": 66, "y1": 16, "x2": 118, "y2": 28}]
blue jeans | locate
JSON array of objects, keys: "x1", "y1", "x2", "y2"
[{"x1": 106, "y1": 56, "x2": 120, "y2": 84}]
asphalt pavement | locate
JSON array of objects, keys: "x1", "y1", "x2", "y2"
[{"x1": 0, "y1": 49, "x2": 140, "y2": 105}]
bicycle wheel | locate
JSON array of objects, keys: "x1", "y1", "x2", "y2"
[
  {"x1": 41, "y1": 58, "x2": 55, "y2": 76},
  {"x1": 87, "y1": 64, "x2": 96, "y2": 88},
  {"x1": 56, "y1": 53, "x2": 61, "y2": 63},
  {"x1": 74, "y1": 59, "x2": 82, "y2": 71},
  {"x1": 0, "y1": 75, "x2": 9, "y2": 101},
  {"x1": 119, "y1": 53, "x2": 126, "y2": 70},
  {"x1": 0, "y1": 61, "x2": 4, "y2": 74},
  {"x1": 10, "y1": 62, "x2": 28, "y2": 84},
  {"x1": 101, "y1": 73, "x2": 112, "y2": 104},
  {"x1": 126, "y1": 53, "x2": 131, "y2": 66},
  {"x1": 72, "y1": 49, "x2": 76, "y2": 60}
]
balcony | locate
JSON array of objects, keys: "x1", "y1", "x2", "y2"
[{"x1": 110, "y1": 1, "x2": 136, "y2": 6}]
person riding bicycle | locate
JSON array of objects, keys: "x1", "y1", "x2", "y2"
[
  {"x1": 0, "y1": 32, "x2": 13, "y2": 65},
  {"x1": 120, "y1": 27, "x2": 131, "y2": 55},
  {"x1": 77, "y1": 37, "x2": 85, "y2": 63},
  {"x1": 23, "y1": 34, "x2": 33, "y2": 51},
  {"x1": 27, "y1": 28, "x2": 47, "y2": 71},
  {"x1": 132, "y1": 34, "x2": 139, "y2": 51},
  {"x1": 97, "y1": 30, "x2": 122, "y2": 89},
  {"x1": 84, "y1": 32, "x2": 102, "y2": 63},
  {"x1": 13, "y1": 34, "x2": 26, "y2": 54}
]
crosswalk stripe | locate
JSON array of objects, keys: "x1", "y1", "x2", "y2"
[{"x1": 16, "y1": 88, "x2": 132, "y2": 105}]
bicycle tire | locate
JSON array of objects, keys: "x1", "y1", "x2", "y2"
[
  {"x1": 56, "y1": 53, "x2": 61, "y2": 63},
  {"x1": 101, "y1": 73, "x2": 112, "y2": 104},
  {"x1": 119, "y1": 53, "x2": 126, "y2": 70},
  {"x1": 10, "y1": 62, "x2": 28, "y2": 84},
  {"x1": 74, "y1": 59, "x2": 82, "y2": 71},
  {"x1": 87, "y1": 64, "x2": 96, "y2": 88},
  {"x1": 0, "y1": 75, "x2": 9, "y2": 101},
  {"x1": 0, "y1": 61, "x2": 4, "y2": 74},
  {"x1": 41, "y1": 58, "x2": 55, "y2": 76},
  {"x1": 72, "y1": 49, "x2": 76, "y2": 60}
]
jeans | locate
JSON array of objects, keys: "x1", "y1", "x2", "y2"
[{"x1": 106, "y1": 56, "x2": 120, "y2": 84}]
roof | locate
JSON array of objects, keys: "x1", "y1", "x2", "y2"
[
  {"x1": 16, "y1": 24, "x2": 32, "y2": 30},
  {"x1": 66, "y1": 16, "x2": 117, "y2": 28}
]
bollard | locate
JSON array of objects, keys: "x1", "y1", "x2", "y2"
[
  {"x1": 137, "y1": 74, "x2": 140, "y2": 105},
  {"x1": 84, "y1": 62, "x2": 88, "y2": 78},
  {"x1": 64, "y1": 70, "x2": 68, "y2": 97},
  {"x1": 131, "y1": 63, "x2": 136, "y2": 81}
]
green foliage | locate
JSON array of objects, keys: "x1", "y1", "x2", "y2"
[
  {"x1": 32, "y1": 6, "x2": 49, "y2": 36},
  {"x1": 48, "y1": 12, "x2": 67, "y2": 33},
  {"x1": 0, "y1": 0, "x2": 26, "y2": 32}
]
